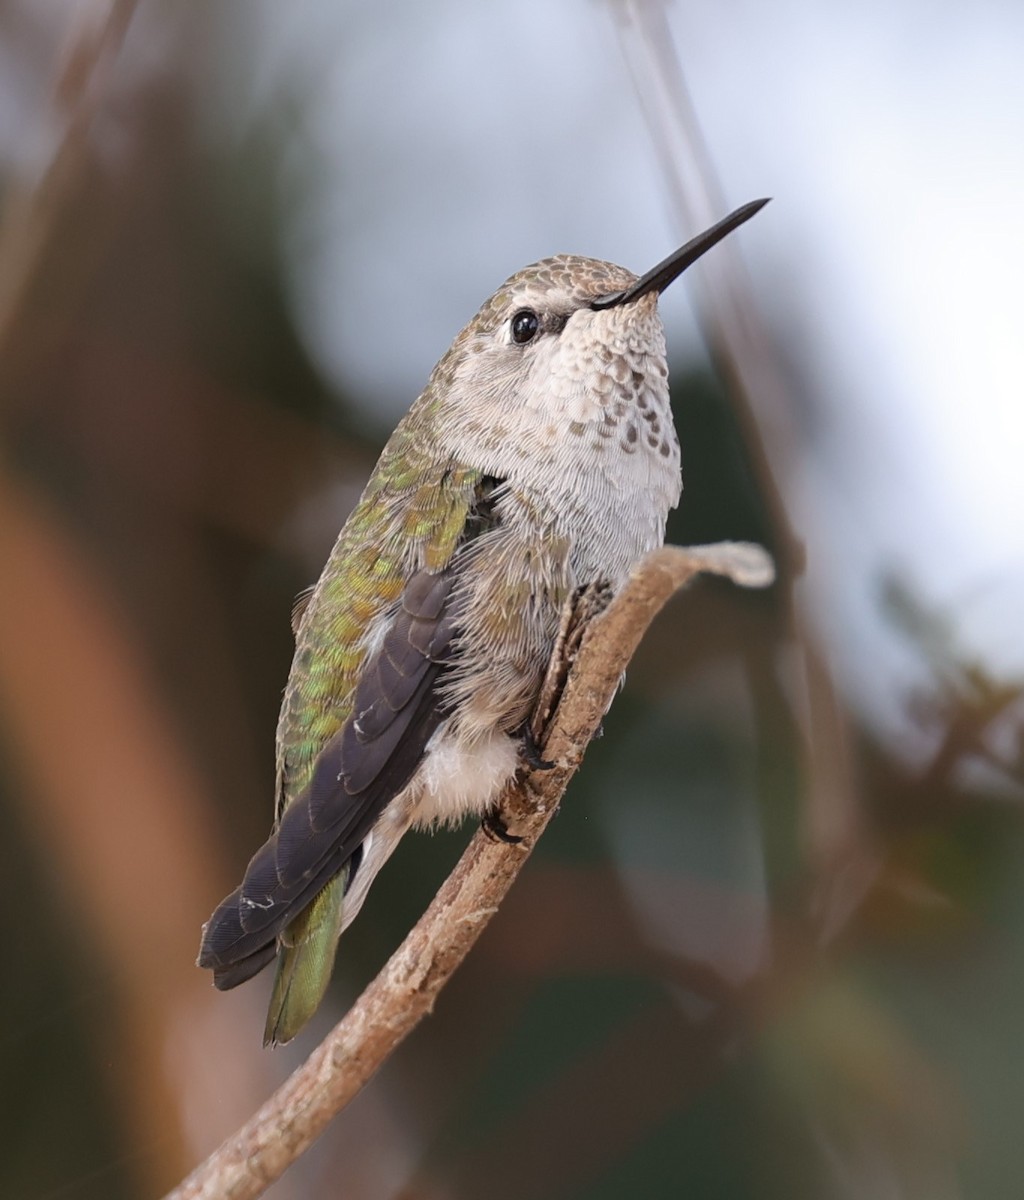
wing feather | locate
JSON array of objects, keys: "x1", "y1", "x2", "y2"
[
  {"x1": 200, "y1": 551, "x2": 463, "y2": 971},
  {"x1": 198, "y1": 469, "x2": 505, "y2": 986}
]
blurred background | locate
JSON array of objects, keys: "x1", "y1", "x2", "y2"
[{"x1": 1, "y1": 0, "x2": 1022, "y2": 1196}]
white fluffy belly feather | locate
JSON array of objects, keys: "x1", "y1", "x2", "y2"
[
  {"x1": 414, "y1": 726, "x2": 520, "y2": 828},
  {"x1": 339, "y1": 726, "x2": 519, "y2": 934}
]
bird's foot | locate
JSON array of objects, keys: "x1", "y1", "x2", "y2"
[
  {"x1": 517, "y1": 723, "x2": 554, "y2": 772},
  {"x1": 482, "y1": 808, "x2": 524, "y2": 844}
]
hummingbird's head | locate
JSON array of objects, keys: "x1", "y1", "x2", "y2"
[
  {"x1": 428, "y1": 200, "x2": 768, "y2": 483},
  {"x1": 457, "y1": 251, "x2": 669, "y2": 428}
]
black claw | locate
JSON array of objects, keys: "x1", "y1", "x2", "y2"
[
  {"x1": 482, "y1": 809, "x2": 524, "y2": 844},
  {"x1": 518, "y1": 724, "x2": 554, "y2": 771}
]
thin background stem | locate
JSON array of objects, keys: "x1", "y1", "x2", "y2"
[{"x1": 608, "y1": 0, "x2": 872, "y2": 911}]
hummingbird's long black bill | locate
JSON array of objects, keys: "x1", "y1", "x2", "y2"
[{"x1": 590, "y1": 197, "x2": 770, "y2": 311}]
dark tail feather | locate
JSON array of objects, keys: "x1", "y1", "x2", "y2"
[
  {"x1": 212, "y1": 941, "x2": 277, "y2": 990},
  {"x1": 198, "y1": 841, "x2": 365, "y2": 991}
]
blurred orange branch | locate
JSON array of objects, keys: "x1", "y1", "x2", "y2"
[
  {"x1": 0, "y1": 471, "x2": 276, "y2": 1191},
  {"x1": 0, "y1": 4, "x2": 325, "y2": 1192}
]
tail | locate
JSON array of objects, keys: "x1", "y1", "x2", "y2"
[
  {"x1": 263, "y1": 871, "x2": 347, "y2": 1046},
  {"x1": 199, "y1": 815, "x2": 412, "y2": 1044}
]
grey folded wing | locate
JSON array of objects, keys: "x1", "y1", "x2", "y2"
[{"x1": 198, "y1": 566, "x2": 460, "y2": 986}]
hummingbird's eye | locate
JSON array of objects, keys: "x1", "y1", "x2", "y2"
[{"x1": 510, "y1": 309, "x2": 540, "y2": 345}]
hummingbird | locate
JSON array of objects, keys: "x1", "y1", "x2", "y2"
[{"x1": 198, "y1": 199, "x2": 768, "y2": 1045}]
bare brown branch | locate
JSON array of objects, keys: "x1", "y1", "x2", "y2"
[{"x1": 163, "y1": 541, "x2": 773, "y2": 1200}]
